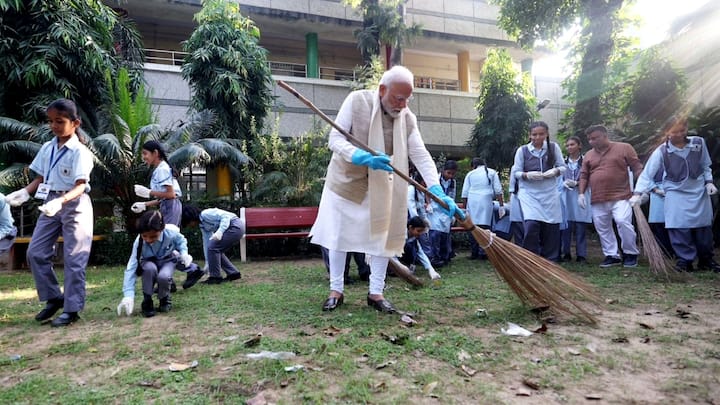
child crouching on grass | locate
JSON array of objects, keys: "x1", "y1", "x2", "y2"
[
  {"x1": 117, "y1": 211, "x2": 195, "y2": 317},
  {"x1": 181, "y1": 205, "x2": 244, "y2": 285}
]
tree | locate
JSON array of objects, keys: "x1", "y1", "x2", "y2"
[
  {"x1": 495, "y1": 0, "x2": 624, "y2": 142},
  {"x1": 468, "y1": 49, "x2": 535, "y2": 173},
  {"x1": 0, "y1": 0, "x2": 144, "y2": 132},
  {"x1": 181, "y1": 0, "x2": 274, "y2": 141},
  {"x1": 347, "y1": 0, "x2": 422, "y2": 67}
]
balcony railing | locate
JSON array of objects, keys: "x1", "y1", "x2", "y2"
[{"x1": 143, "y1": 49, "x2": 460, "y2": 90}]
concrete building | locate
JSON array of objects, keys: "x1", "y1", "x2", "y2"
[{"x1": 107, "y1": 0, "x2": 565, "y2": 157}]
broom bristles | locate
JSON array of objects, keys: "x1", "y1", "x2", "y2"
[
  {"x1": 632, "y1": 205, "x2": 677, "y2": 281},
  {"x1": 461, "y1": 217, "x2": 602, "y2": 324}
]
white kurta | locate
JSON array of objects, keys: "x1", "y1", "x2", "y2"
[
  {"x1": 310, "y1": 93, "x2": 439, "y2": 257},
  {"x1": 462, "y1": 166, "x2": 501, "y2": 226}
]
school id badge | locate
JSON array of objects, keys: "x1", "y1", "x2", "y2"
[{"x1": 35, "y1": 183, "x2": 50, "y2": 200}]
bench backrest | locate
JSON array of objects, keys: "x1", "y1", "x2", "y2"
[{"x1": 242, "y1": 207, "x2": 319, "y2": 230}]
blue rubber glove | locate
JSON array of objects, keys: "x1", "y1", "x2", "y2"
[
  {"x1": 351, "y1": 149, "x2": 393, "y2": 172},
  {"x1": 428, "y1": 184, "x2": 465, "y2": 220}
]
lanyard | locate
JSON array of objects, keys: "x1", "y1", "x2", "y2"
[{"x1": 46, "y1": 145, "x2": 69, "y2": 180}]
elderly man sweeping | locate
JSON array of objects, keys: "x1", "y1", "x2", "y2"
[{"x1": 310, "y1": 65, "x2": 462, "y2": 313}]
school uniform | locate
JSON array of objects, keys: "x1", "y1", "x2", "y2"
[
  {"x1": 0, "y1": 193, "x2": 17, "y2": 254},
  {"x1": 462, "y1": 165, "x2": 502, "y2": 258},
  {"x1": 122, "y1": 227, "x2": 189, "y2": 300},
  {"x1": 151, "y1": 161, "x2": 181, "y2": 227},
  {"x1": 491, "y1": 201, "x2": 512, "y2": 241},
  {"x1": 427, "y1": 174, "x2": 456, "y2": 265},
  {"x1": 510, "y1": 142, "x2": 565, "y2": 261},
  {"x1": 560, "y1": 155, "x2": 592, "y2": 260},
  {"x1": 508, "y1": 175, "x2": 524, "y2": 246},
  {"x1": 635, "y1": 136, "x2": 715, "y2": 269},
  {"x1": 398, "y1": 231, "x2": 434, "y2": 271},
  {"x1": 407, "y1": 185, "x2": 433, "y2": 259},
  {"x1": 26, "y1": 135, "x2": 94, "y2": 313},
  {"x1": 199, "y1": 208, "x2": 244, "y2": 279}
]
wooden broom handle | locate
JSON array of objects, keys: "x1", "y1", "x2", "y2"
[{"x1": 276, "y1": 80, "x2": 455, "y2": 215}]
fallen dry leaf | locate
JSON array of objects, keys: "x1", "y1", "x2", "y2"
[
  {"x1": 638, "y1": 322, "x2": 655, "y2": 330},
  {"x1": 221, "y1": 335, "x2": 239, "y2": 342},
  {"x1": 460, "y1": 364, "x2": 477, "y2": 376},
  {"x1": 675, "y1": 309, "x2": 692, "y2": 319},
  {"x1": 533, "y1": 323, "x2": 548, "y2": 334},
  {"x1": 605, "y1": 299, "x2": 617, "y2": 304},
  {"x1": 375, "y1": 360, "x2": 395, "y2": 369},
  {"x1": 138, "y1": 380, "x2": 161, "y2": 388},
  {"x1": 585, "y1": 393, "x2": 603, "y2": 400},
  {"x1": 567, "y1": 348, "x2": 581, "y2": 356},
  {"x1": 522, "y1": 378, "x2": 540, "y2": 390},
  {"x1": 611, "y1": 336, "x2": 629, "y2": 343},
  {"x1": 323, "y1": 325, "x2": 352, "y2": 336},
  {"x1": 225, "y1": 318, "x2": 235, "y2": 323},
  {"x1": 373, "y1": 381, "x2": 387, "y2": 391},
  {"x1": 640, "y1": 336, "x2": 651, "y2": 343},
  {"x1": 380, "y1": 332, "x2": 407, "y2": 345},
  {"x1": 516, "y1": 387, "x2": 532, "y2": 396},
  {"x1": 400, "y1": 314, "x2": 417, "y2": 327},
  {"x1": 168, "y1": 360, "x2": 198, "y2": 372},
  {"x1": 423, "y1": 381, "x2": 439, "y2": 395},
  {"x1": 243, "y1": 333, "x2": 263, "y2": 347}
]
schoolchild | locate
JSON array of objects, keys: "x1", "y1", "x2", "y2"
[
  {"x1": 117, "y1": 211, "x2": 194, "y2": 317},
  {"x1": 181, "y1": 205, "x2": 243, "y2": 284},
  {"x1": 632, "y1": 114, "x2": 719, "y2": 272},
  {"x1": 462, "y1": 158, "x2": 504, "y2": 260},
  {"x1": 510, "y1": 121, "x2": 566, "y2": 261},
  {"x1": 131, "y1": 140, "x2": 182, "y2": 226},
  {"x1": 427, "y1": 160, "x2": 458, "y2": 267},
  {"x1": 0, "y1": 192, "x2": 17, "y2": 255},
  {"x1": 559, "y1": 136, "x2": 592, "y2": 263},
  {"x1": 394, "y1": 215, "x2": 441, "y2": 280},
  {"x1": 5, "y1": 99, "x2": 94, "y2": 326}
]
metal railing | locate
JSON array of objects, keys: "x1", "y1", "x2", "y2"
[
  {"x1": 143, "y1": 49, "x2": 456, "y2": 90},
  {"x1": 145, "y1": 48, "x2": 188, "y2": 66}
]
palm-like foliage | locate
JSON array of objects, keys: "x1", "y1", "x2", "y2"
[
  {"x1": 0, "y1": 0, "x2": 144, "y2": 134},
  {"x1": 348, "y1": 0, "x2": 422, "y2": 67},
  {"x1": 0, "y1": 118, "x2": 51, "y2": 190},
  {"x1": 181, "y1": 0, "x2": 273, "y2": 142}
]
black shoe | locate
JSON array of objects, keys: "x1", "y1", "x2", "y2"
[
  {"x1": 51, "y1": 312, "x2": 79, "y2": 327},
  {"x1": 202, "y1": 276, "x2": 224, "y2": 285},
  {"x1": 158, "y1": 296, "x2": 172, "y2": 313},
  {"x1": 561, "y1": 254, "x2": 572, "y2": 262},
  {"x1": 367, "y1": 296, "x2": 396, "y2": 313},
  {"x1": 225, "y1": 273, "x2": 242, "y2": 282},
  {"x1": 183, "y1": 269, "x2": 206, "y2": 289},
  {"x1": 576, "y1": 256, "x2": 587, "y2": 264},
  {"x1": 478, "y1": 254, "x2": 488, "y2": 261},
  {"x1": 35, "y1": 297, "x2": 64, "y2": 322},
  {"x1": 141, "y1": 294, "x2": 155, "y2": 318},
  {"x1": 599, "y1": 256, "x2": 622, "y2": 268},
  {"x1": 697, "y1": 260, "x2": 720, "y2": 273},
  {"x1": 623, "y1": 254, "x2": 638, "y2": 268},
  {"x1": 322, "y1": 294, "x2": 344, "y2": 311},
  {"x1": 170, "y1": 279, "x2": 177, "y2": 293}
]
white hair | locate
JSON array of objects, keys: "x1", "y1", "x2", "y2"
[{"x1": 379, "y1": 65, "x2": 414, "y2": 88}]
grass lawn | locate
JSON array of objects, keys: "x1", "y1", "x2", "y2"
[{"x1": 1, "y1": 250, "x2": 719, "y2": 404}]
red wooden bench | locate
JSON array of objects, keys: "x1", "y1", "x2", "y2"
[{"x1": 239, "y1": 207, "x2": 319, "y2": 262}]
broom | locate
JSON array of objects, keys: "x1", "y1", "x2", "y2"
[
  {"x1": 277, "y1": 80, "x2": 602, "y2": 323},
  {"x1": 632, "y1": 204, "x2": 676, "y2": 280}
]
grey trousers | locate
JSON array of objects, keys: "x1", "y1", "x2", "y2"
[
  {"x1": 141, "y1": 258, "x2": 175, "y2": 299},
  {"x1": 207, "y1": 219, "x2": 244, "y2": 278},
  {"x1": 28, "y1": 193, "x2": 93, "y2": 312}
]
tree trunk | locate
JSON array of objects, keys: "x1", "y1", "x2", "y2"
[{"x1": 572, "y1": 0, "x2": 623, "y2": 147}]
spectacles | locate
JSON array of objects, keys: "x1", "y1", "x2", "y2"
[{"x1": 393, "y1": 95, "x2": 414, "y2": 103}]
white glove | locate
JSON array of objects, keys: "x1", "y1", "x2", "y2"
[
  {"x1": 130, "y1": 202, "x2": 147, "y2": 213},
  {"x1": 577, "y1": 194, "x2": 586, "y2": 209},
  {"x1": 640, "y1": 192, "x2": 650, "y2": 205},
  {"x1": 707, "y1": 183, "x2": 718, "y2": 196},
  {"x1": 210, "y1": 230, "x2": 223, "y2": 241},
  {"x1": 38, "y1": 197, "x2": 64, "y2": 217},
  {"x1": 497, "y1": 206, "x2": 506, "y2": 219},
  {"x1": 117, "y1": 297, "x2": 134, "y2": 316},
  {"x1": 5, "y1": 188, "x2": 30, "y2": 206},
  {"x1": 425, "y1": 204, "x2": 433, "y2": 214},
  {"x1": 526, "y1": 171, "x2": 544, "y2": 181},
  {"x1": 542, "y1": 168, "x2": 560, "y2": 178},
  {"x1": 652, "y1": 188, "x2": 665, "y2": 197},
  {"x1": 629, "y1": 194, "x2": 642, "y2": 207},
  {"x1": 134, "y1": 184, "x2": 151, "y2": 198},
  {"x1": 514, "y1": 171, "x2": 524, "y2": 179},
  {"x1": 428, "y1": 267, "x2": 441, "y2": 280},
  {"x1": 180, "y1": 254, "x2": 193, "y2": 267},
  {"x1": 563, "y1": 179, "x2": 577, "y2": 189}
]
